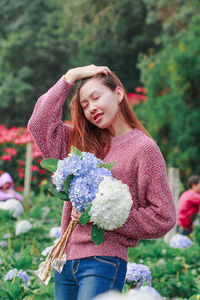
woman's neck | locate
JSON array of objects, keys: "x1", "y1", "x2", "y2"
[{"x1": 108, "y1": 121, "x2": 133, "y2": 137}]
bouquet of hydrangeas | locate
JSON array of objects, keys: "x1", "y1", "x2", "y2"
[{"x1": 35, "y1": 146, "x2": 132, "y2": 285}]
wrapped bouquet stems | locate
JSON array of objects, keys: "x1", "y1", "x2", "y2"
[{"x1": 35, "y1": 220, "x2": 77, "y2": 285}]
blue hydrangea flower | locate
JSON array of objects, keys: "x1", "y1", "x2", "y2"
[
  {"x1": 4, "y1": 269, "x2": 29, "y2": 286},
  {"x1": 52, "y1": 152, "x2": 103, "y2": 192},
  {"x1": 69, "y1": 167, "x2": 111, "y2": 212},
  {"x1": 4, "y1": 269, "x2": 17, "y2": 281},
  {"x1": 52, "y1": 150, "x2": 112, "y2": 212},
  {"x1": 126, "y1": 262, "x2": 151, "y2": 288},
  {"x1": 169, "y1": 234, "x2": 192, "y2": 248},
  {"x1": 0, "y1": 240, "x2": 8, "y2": 248},
  {"x1": 17, "y1": 270, "x2": 29, "y2": 286}
]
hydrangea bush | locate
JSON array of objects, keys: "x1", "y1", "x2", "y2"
[
  {"x1": 126, "y1": 262, "x2": 151, "y2": 289},
  {"x1": 0, "y1": 125, "x2": 48, "y2": 194},
  {"x1": 169, "y1": 234, "x2": 193, "y2": 249}
]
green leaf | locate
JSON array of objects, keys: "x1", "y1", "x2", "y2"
[
  {"x1": 79, "y1": 203, "x2": 92, "y2": 226},
  {"x1": 64, "y1": 174, "x2": 74, "y2": 197},
  {"x1": 8, "y1": 277, "x2": 24, "y2": 299},
  {"x1": 48, "y1": 183, "x2": 70, "y2": 201},
  {"x1": 0, "y1": 287, "x2": 13, "y2": 300},
  {"x1": 14, "y1": 247, "x2": 32, "y2": 269},
  {"x1": 70, "y1": 146, "x2": 82, "y2": 157},
  {"x1": 97, "y1": 161, "x2": 116, "y2": 170},
  {"x1": 40, "y1": 158, "x2": 58, "y2": 172},
  {"x1": 91, "y1": 224, "x2": 105, "y2": 245}
]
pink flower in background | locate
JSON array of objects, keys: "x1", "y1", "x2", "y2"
[
  {"x1": 1, "y1": 154, "x2": 12, "y2": 161},
  {"x1": 32, "y1": 165, "x2": 39, "y2": 172},
  {"x1": 128, "y1": 87, "x2": 147, "y2": 106},
  {"x1": 0, "y1": 125, "x2": 48, "y2": 193},
  {"x1": 16, "y1": 186, "x2": 23, "y2": 192},
  {"x1": 19, "y1": 172, "x2": 25, "y2": 178},
  {"x1": 4, "y1": 147, "x2": 17, "y2": 156},
  {"x1": 19, "y1": 160, "x2": 25, "y2": 166},
  {"x1": 134, "y1": 87, "x2": 147, "y2": 94}
]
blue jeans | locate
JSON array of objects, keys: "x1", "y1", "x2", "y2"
[{"x1": 54, "y1": 256, "x2": 127, "y2": 300}]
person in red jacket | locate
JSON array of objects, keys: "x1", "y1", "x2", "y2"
[{"x1": 177, "y1": 175, "x2": 200, "y2": 235}]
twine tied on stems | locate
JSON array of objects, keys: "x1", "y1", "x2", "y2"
[{"x1": 34, "y1": 220, "x2": 77, "y2": 285}]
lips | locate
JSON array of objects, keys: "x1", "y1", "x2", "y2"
[{"x1": 94, "y1": 113, "x2": 104, "y2": 121}]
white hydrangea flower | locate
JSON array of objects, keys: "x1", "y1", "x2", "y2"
[
  {"x1": 93, "y1": 291, "x2": 124, "y2": 300},
  {"x1": 49, "y1": 227, "x2": 61, "y2": 239},
  {"x1": 93, "y1": 289, "x2": 162, "y2": 300},
  {"x1": 16, "y1": 220, "x2": 32, "y2": 235},
  {"x1": 128, "y1": 286, "x2": 162, "y2": 300},
  {"x1": 89, "y1": 176, "x2": 132, "y2": 230},
  {"x1": 0, "y1": 199, "x2": 24, "y2": 218}
]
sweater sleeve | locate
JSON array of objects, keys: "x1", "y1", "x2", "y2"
[
  {"x1": 28, "y1": 75, "x2": 74, "y2": 159},
  {"x1": 115, "y1": 141, "x2": 176, "y2": 240}
]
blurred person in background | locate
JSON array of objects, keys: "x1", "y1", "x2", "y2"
[
  {"x1": 0, "y1": 172, "x2": 23, "y2": 202},
  {"x1": 177, "y1": 175, "x2": 200, "y2": 235}
]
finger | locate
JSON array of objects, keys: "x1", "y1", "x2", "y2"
[{"x1": 97, "y1": 66, "x2": 111, "y2": 76}]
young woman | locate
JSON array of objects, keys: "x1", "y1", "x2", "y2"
[{"x1": 28, "y1": 65, "x2": 176, "y2": 300}]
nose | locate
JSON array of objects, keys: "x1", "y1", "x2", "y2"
[{"x1": 89, "y1": 102, "x2": 97, "y2": 114}]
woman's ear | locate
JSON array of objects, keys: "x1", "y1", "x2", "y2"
[{"x1": 115, "y1": 86, "x2": 124, "y2": 103}]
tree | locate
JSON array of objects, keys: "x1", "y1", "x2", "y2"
[
  {"x1": 136, "y1": 13, "x2": 200, "y2": 184},
  {"x1": 0, "y1": 0, "x2": 71, "y2": 126},
  {"x1": 0, "y1": 0, "x2": 161, "y2": 126}
]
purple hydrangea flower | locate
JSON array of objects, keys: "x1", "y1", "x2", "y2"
[
  {"x1": 169, "y1": 234, "x2": 192, "y2": 248},
  {"x1": 52, "y1": 150, "x2": 112, "y2": 212},
  {"x1": 4, "y1": 269, "x2": 29, "y2": 286},
  {"x1": 69, "y1": 167, "x2": 111, "y2": 212},
  {"x1": 0, "y1": 240, "x2": 8, "y2": 248},
  {"x1": 4, "y1": 269, "x2": 17, "y2": 281},
  {"x1": 17, "y1": 270, "x2": 29, "y2": 286},
  {"x1": 126, "y1": 262, "x2": 151, "y2": 288},
  {"x1": 52, "y1": 152, "x2": 103, "y2": 192}
]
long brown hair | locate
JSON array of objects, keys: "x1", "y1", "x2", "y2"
[{"x1": 69, "y1": 72, "x2": 151, "y2": 159}]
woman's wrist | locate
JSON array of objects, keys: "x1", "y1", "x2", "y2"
[{"x1": 64, "y1": 69, "x2": 77, "y2": 84}]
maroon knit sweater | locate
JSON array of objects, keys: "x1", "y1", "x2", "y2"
[{"x1": 28, "y1": 75, "x2": 176, "y2": 262}]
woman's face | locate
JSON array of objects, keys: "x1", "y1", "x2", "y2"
[{"x1": 79, "y1": 78, "x2": 122, "y2": 131}]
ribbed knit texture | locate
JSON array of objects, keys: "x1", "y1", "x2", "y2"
[{"x1": 28, "y1": 75, "x2": 176, "y2": 262}]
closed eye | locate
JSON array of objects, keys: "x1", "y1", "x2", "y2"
[{"x1": 82, "y1": 104, "x2": 88, "y2": 110}]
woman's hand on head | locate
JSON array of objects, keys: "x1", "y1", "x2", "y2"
[{"x1": 64, "y1": 65, "x2": 111, "y2": 84}]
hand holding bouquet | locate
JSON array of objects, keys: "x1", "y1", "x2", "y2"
[{"x1": 35, "y1": 146, "x2": 132, "y2": 285}]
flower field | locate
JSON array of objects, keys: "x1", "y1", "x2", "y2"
[{"x1": 0, "y1": 125, "x2": 46, "y2": 194}]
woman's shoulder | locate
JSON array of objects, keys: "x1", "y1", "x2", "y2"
[
  {"x1": 131, "y1": 129, "x2": 159, "y2": 152},
  {"x1": 131, "y1": 129, "x2": 164, "y2": 162}
]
